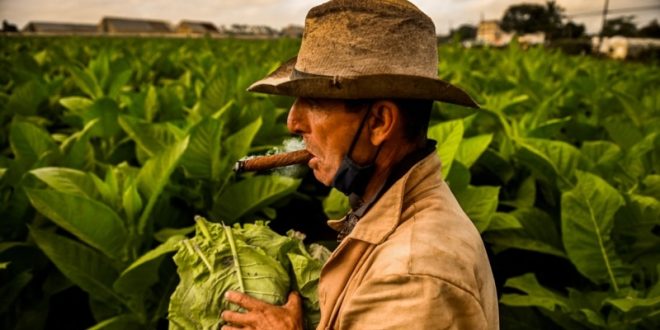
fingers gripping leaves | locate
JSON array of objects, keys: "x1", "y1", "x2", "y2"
[{"x1": 221, "y1": 291, "x2": 303, "y2": 330}]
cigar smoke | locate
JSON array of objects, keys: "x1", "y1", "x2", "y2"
[{"x1": 234, "y1": 138, "x2": 310, "y2": 177}]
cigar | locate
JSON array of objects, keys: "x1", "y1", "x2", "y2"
[{"x1": 234, "y1": 150, "x2": 312, "y2": 173}]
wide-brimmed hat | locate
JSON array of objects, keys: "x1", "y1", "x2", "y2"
[{"x1": 248, "y1": 0, "x2": 478, "y2": 108}]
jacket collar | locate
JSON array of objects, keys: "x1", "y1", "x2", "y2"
[{"x1": 327, "y1": 150, "x2": 443, "y2": 244}]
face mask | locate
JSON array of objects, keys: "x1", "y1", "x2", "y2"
[
  {"x1": 332, "y1": 154, "x2": 376, "y2": 196},
  {"x1": 331, "y1": 108, "x2": 381, "y2": 196}
]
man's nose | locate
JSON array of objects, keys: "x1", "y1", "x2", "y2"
[{"x1": 287, "y1": 98, "x2": 307, "y2": 135}]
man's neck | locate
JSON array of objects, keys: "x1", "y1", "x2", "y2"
[{"x1": 359, "y1": 138, "x2": 426, "y2": 206}]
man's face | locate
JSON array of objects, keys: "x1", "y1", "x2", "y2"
[{"x1": 287, "y1": 98, "x2": 367, "y2": 186}]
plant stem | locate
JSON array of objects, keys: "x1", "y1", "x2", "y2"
[
  {"x1": 195, "y1": 216, "x2": 212, "y2": 241},
  {"x1": 224, "y1": 225, "x2": 245, "y2": 293},
  {"x1": 191, "y1": 242, "x2": 213, "y2": 274}
]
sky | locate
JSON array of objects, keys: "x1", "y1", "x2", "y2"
[{"x1": 1, "y1": 0, "x2": 658, "y2": 35}]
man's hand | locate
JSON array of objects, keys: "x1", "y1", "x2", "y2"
[{"x1": 221, "y1": 291, "x2": 303, "y2": 330}]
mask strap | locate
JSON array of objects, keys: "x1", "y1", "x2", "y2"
[{"x1": 346, "y1": 108, "x2": 372, "y2": 160}]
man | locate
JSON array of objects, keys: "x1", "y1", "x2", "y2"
[{"x1": 221, "y1": 0, "x2": 499, "y2": 329}]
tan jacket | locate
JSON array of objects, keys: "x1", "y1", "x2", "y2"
[{"x1": 317, "y1": 153, "x2": 499, "y2": 329}]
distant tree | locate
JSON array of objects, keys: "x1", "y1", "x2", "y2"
[
  {"x1": 544, "y1": 0, "x2": 564, "y2": 36},
  {"x1": 2, "y1": 20, "x2": 18, "y2": 32},
  {"x1": 638, "y1": 19, "x2": 660, "y2": 38},
  {"x1": 501, "y1": 3, "x2": 548, "y2": 34},
  {"x1": 501, "y1": 1, "x2": 564, "y2": 38},
  {"x1": 601, "y1": 16, "x2": 637, "y2": 37},
  {"x1": 450, "y1": 24, "x2": 477, "y2": 41},
  {"x1": 562, "y1": 21, "x2": 586, "y2": 39}
]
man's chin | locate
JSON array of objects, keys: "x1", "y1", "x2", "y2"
[{"x1": 311, "y1": 170, "x2": 333, "y2": 187}]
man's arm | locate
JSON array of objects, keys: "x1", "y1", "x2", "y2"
[
  {"x1": 221, "y1": 291, "x2": 303, "y2": 330},
  {"x1": 339, "y1": 273, "x2": 492, "y2": 330}
]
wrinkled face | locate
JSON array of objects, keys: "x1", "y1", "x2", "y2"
[{"x1": 287, "y1": 98, "x2": 366, "y2": 186}]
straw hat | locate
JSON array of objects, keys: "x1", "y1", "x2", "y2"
[{"x1": 248, "y1": 0, "x2": 478, "y2": 108}]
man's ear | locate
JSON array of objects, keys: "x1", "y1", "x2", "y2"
[{"x1": 367, "y1": 100, "x2": 400, "y2": 146}]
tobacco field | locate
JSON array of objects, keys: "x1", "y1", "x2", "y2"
[{"x1": 0, "y1": 36, "x2": 658, "y2": 329}]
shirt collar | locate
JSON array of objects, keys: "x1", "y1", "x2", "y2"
[{"x1": 327, "y1": 148, "x2": 444, "y2": 244}]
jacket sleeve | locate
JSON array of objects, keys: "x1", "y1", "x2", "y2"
[{"x1": 338, "y1": 273, "x2": 492, "y2": 330}]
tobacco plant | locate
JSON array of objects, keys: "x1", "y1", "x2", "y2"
[{"x1": 1, "y1": 37, "x2": 658, "y2": 329}]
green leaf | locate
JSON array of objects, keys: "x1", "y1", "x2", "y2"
[
  {"x1": 9, "y1": 120, "x2": 58, "y2": 169},
  {"x1": 89, "y1": 51, "x2": 110, "y2": 93},
  {"x1": 91, "y1": 170, "x2": 119, "y2": 210},
  {"x1": 113, "y1": 235, "x2": 183, "y2": 296},
  {"x1": 137, "y1": 138, "x2": 189, "y2": 234},
  {"x1": 89, "y1": 297, "x2": 125, "y2": 326},
  {"x1": 485, "y1": 208, "x2": 566, "y2": 258},
  {"x1": 143, "y1": 85, "x2": 158, "y2": 122},
  {"x1": 516, "y1": 138, "x2": 583, "y2": 190},
  {"x1": 621, "y1": 132, "x2": 658, "y2": 182},
  {"x1": 483, "y1": 93, "x2": 529, "y2": 115},
  {"x1": 154, "y1": 226, "x2": 195, "y2": 243},
  {"x1": 60, "y1": 118, "x2": 98, "y2": 170},
  {"x1": 480, "y1": 149, "x2": 515, "y2": 183},
  {"x1": 7, "y1": 80, "x2": 48, "y2": 116},
  {"x1": 180, "y1": 117, "x2": 224, "y2": 180},
  {"x1": 220, "y1": 117, "x2": 263, "y2": 180},
  {"x1": 561, "y1": 171, "x2": 630, "y2": 290},
  {"x1": 581, "y1": 141, "x2": 622, "y2": 170},
  {"x1": 322, "y1": 188, "x2": 350, "y2": 220},
  {"x1": 29, "y1": 226, "x2": 122, "y2": 304},
  {"x1": 566, "y1": 288, "x2": 608, "y2": 327},
  {"x1": 501, "y1": 176, "x2": 536, "y2": 209},
  {"x1": 118, "y1": 115, "x2": 183, "y2": 156},
  {"x1": 0, "y1": 241, "x2": 31, "y2": 254},
  {"x1": 487, "y1": 212, "x2": 522, "y2": 231},
  {"x1": 445, "y1": 161, "x2": 471, "y2": 191},
  {"x1": 88, "y1": 314, "x2": 143, "y2": 330},
  {"x1": 641, "y1": 175, "x2": 660, "y2": 200},
  {"x1": 527, "y1": 117, "x2": 571, "y2": 139},
  {"x1": 69, "y1": 65, "x2": 103, "y2": 99},
  {"x1": 288, "y1": 252, "x2": 324, "y2": 329},
  {"x1": 212, "y1": 100, "x2": 235, "y2": 120},
  {"x1": 106, "y1": 65, "x2": 132, "y2": 99},
  {"x1": 455, "y1": 134, "x2": 493, "y2": 168},
  {"x1": 200, "y1": 77, "x2": 230, "y2": 116},
  {"x1": 650, "y1": 265, "x2": 660, "y2": 298},
  {"x1": 0, "y1": 168, "x2": 6, "y2": 180},
  {"x1": 30, "y1": 167, "x2": 97, "y2": 198},
  {"x1": 454, "y1": 185, "x2": 499, "y2": 233},
  {"x1": 212, "y1": 175, "x2": 301, "y2": 223},
  {"x1": 500, "y1": 273, "x2": 569, "y2": 311},
  {"x1": 603, "y1": 118, "x2": 643, "y2": 150},
  {"x1": 122, "y1": 183, "x2": 143, "y2": 224},
  {"x1": 606, "y1": 295, "x2": 660, "y2": 313},
  {"x1": 137, "y1": 138, "x2": 189, "y2": 200},
  {"x1": 24, "y1": 188, "x2": 127, "y2": 260},
  {"x1": 0, "y1": 271, "x2": 33, "y2": 314},
  {"x1": 614, "y1": 193, "x2": 660, "y2": 267},
  {"x1": 613, "y1": 90, "x2": 643, "y2": 127},
  {"x1": 59, "y1": 96, "x2": 93, "y2": 115},
  {"x1": 88, "y1": 98, "x2": 121, "y2": 138},
  {"x1": 427, "y1": 119, "x2": 464, "y2": 179}
]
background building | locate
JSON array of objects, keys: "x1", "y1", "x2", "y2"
[
  {"x1": 176, "y1": 20, "x2": 221, "y2": 36},
  {"x1": 477, "y1": 20, "x2": 513, "y2": 46},
  {"x1": 100, "y1": 17, "x2": 172, "y2": 35},
  {"x1": 22, "y1": 22, "x2": 98, "y2": 34}
]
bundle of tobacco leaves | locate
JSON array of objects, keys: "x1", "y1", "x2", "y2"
[{"x1": 168, "y1": 216, "x2": 329, "y2": 330}]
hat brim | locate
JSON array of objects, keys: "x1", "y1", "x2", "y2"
[{"x1": 247, "y1": 57, "x2": 479, "y2": 108}]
